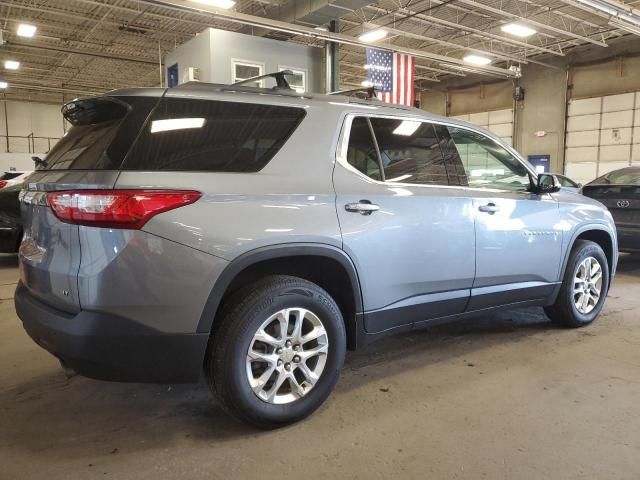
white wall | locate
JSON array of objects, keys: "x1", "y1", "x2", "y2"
[{"x1": 0, "y1": 100, "x2": 64, "y2": 155}]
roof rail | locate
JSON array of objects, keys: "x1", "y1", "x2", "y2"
[
  {"x1": 328, "y1": 86, "x2": 377, "y2": 99},
  {"x1": 232, "y1": 69, "x2": 294, "y2": 90}
]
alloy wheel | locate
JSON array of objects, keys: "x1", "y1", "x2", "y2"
[
  {"x1": 246, "y1": 307, "x2": 329, "y2": 404},
  {"x1": 573, "y1": 256, "x2": 603, "y2": 315}
]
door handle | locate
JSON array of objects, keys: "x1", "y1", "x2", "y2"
[
  {"x1": 478, "y1": 203, "x2": 500, "y2": 214},
  {"x1": 345, "y1": 200, "x2": 380, "y2": 215}
]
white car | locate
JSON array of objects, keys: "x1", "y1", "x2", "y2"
[{"x1": 0, "y1": 171, "x2": 33, "y2": 189}]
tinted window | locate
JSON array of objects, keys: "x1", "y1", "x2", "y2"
[
  {"x1": 370, "y1": 118, "x2": 448, "y2": 185},
  {"x1": 42, "y1": 96, "x2": 158, "y2": 170},
  {"x1": 346, "y1": 117, "x2": 382, "y2": 180},
  {"x1": 592, "y1": 168, "x2": 640, "y2": 185},
  {"x1": 124, "y1": 99, "x2": 305, "y2": 172},
  {"x1": 448, "y1": 127, "x2": 530, "y2": 192}
]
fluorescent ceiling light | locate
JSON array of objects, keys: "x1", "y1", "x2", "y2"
[
  {"x1": 17, "y1": 23, "x2": 37, "y2": 38},
  {"x1": 150, "y1": 118, "x2": 205, "y2": 133},
  {"x1": 358, "y1": 29, "x2": 387, "y2": 43},
  {"x1": 463, "y1": 54, "x2": 492, "y2": 66},
  {"x1": 393, "y1": 120, "x2": 421, "y2": 136},
  {"x1": 501, "y1": 22, "x2": 536, "y2": 37},
  {"x1": 0, "y1": 81, "x2": 7, "y2": 89},
  {"x1": 189, "y1": 0, "x2": 236, "y2": 9},
  {"x1": 4, "y1": 60, "x2": 20, "y2": 70}
]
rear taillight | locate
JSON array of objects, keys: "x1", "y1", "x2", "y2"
[
  {"x1": 0, "y1": 180, "x2": 8, "y2": 189},
  {"x1": 47, "y1": 190, "x2": 201, "y2": 229}
]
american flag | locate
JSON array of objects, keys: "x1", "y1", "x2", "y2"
[{"x1": 366, "y1": 48, "x2": 415, "y2": 106}]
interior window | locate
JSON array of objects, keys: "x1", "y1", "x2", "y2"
[
  {"x1": 448, "y1": 126, "x2": 531, "y2": 192},
  {"x1": 369, "y1": 118, "x2": 449, "y2": 185},
  {"x1": 346, "y1": 117, "x2": 382, "y2": 181},
  {"x1": 233, "y1": 61, "x2": 264, "y2": 87}
]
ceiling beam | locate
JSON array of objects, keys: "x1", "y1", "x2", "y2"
[
  {"x1": 363, "y1": 4, "x2": 564, "y2": 56},
  {"x1": 454, "y1": 0, "x2": 609, "y2": 47},
  {"x1": 139, "y1": 0, "x2": 519, "y2": 77},
  {"x1": 6, "y1": 40, "x2": 160, "y2": 65}
]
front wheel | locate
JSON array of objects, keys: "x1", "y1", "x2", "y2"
[
  {"x1": 206, "y1": 275, "x2": 346, "y2": 428},
  {"x1": 544, "y1": 240, "x2": 610, "y2": 328}
]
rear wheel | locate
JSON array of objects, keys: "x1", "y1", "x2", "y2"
[
  {"x1": 206, "y1": 275, "x2": 346, "y2": 428},
  {"x1": 544, "y1": 240, "x2": 610, "y2": 328}
]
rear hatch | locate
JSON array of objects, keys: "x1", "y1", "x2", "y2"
[
  {"x1": 19, "y1": 93, "x2": 161, "y2": 312},
  {"x1": 582, "y1": 184, "x2": 640, "y2": 228}
]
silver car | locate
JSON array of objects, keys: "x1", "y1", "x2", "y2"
[{"x1": 15, "y1": 83, "x2": 618, "y2": 428}]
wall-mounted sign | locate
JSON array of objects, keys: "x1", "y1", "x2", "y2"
[{"x1": 528, "y1": 154, "x2": 551, "y2": 173}]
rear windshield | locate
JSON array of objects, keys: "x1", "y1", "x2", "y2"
[
  {"x1": 122, "y1": 98, "x2": 306, "y2": 172},
  {"x1": 41, "y1": 96, "x2": 158, "y2": 170}
]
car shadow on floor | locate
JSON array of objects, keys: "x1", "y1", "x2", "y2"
[
  {"x1": 2, "y1": 306, "x2": 565, "y2": 460},
  {"x1": 0, "y1": 253, "x2": 18, "y2": 268}
]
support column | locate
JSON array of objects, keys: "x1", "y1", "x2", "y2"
[{"x1": 325, "y1": 20, "x2": 340, "y2": 93}]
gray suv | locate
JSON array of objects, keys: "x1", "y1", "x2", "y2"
[{"x1": 15, "y1": 82, "x2": 618, "y2": 428}]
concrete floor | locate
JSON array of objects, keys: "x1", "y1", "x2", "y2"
[{"x1": 1, "y1": 255, "x2": 640, "y2": 480}]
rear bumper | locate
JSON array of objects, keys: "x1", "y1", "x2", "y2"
[
  {"x1": 617, "y1": 226, "x2": 640, "y2": 252},
  {"x1": 15, "y1": 282, "x2": 208, "y2": 383}
]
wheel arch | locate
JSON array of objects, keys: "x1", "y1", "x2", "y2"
[
  {"x1": 561, "y1": 226, "x2": 616, "y2": 280},
  {"x1": 197, "y1": 243, "x2": 364, "y2": 350}
]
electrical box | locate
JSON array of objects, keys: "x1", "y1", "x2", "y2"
[{"x1": 514, "y1": 86, "x2": 525, "y2": 101}]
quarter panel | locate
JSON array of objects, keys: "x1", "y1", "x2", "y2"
[
  {"x1": 114, "y1": 103, "x2": 343, "y2": 259},
  {"x1": 78, "y1": 227, "x2": 228, "y2": 333}
]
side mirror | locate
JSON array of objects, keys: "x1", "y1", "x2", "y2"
[{"x1": 536, "y1": 173, "x2": 561, "y2": 194}]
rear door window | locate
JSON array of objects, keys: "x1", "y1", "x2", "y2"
[
  {"x1": 42, "y1": 96, "x2": 158, "y2": 170},
  {"x1": 123, "y1": 98, "x2": 306, "y2": 172}
]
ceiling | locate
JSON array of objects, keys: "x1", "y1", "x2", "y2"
[{"x1": 0, "y1": 0, "x2": 638, "y2": 104}]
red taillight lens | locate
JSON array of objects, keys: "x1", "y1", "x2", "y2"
[
  {"x1": 47, "y1": 190, "x2": 201, "y2": 229},
  {"x1": 0, "y1": 180, "x2": 8, "y2": 189}
]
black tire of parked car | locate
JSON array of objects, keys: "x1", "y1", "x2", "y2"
[
  {"x1": 544, "y1": 240, "x2": 610, "y2": 328},
  {"x1": 205, "y1": 275, "x2": 346, "y2": 429}
]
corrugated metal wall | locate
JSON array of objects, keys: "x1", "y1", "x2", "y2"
[{"x1": 565, "y1": 91, "x2": 639, "y2": 183}]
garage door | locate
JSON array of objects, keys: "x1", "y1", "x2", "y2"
[
  {"x1": 450, "y1": 108, "x2": 513, "y2": 146},
  {"x1": 565, "y1": 92, "x2": 639, "y2": 184}
]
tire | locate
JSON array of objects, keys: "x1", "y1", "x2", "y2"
[
  {"x1": 544, "y1": 240, "x2": 610, "y2": 328},
  {"x1": 206, "y1": 275, "x2": 346, "y2": 429}
]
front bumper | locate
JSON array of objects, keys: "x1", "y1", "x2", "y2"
[{"x1": 15, "y1": 282, "x2": 209, "y2": 383}]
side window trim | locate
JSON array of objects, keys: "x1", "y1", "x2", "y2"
[{"x1": 337, "y1": 113, "x2": 536, "y2": 190}]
